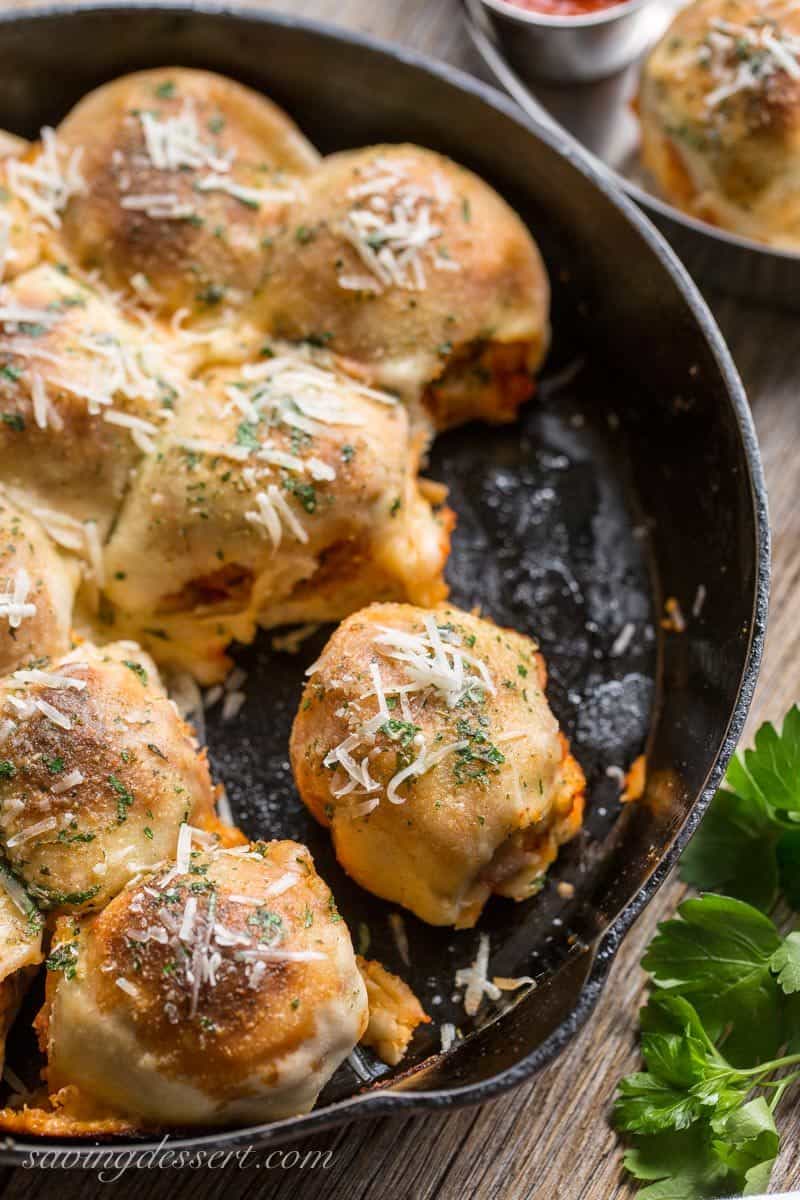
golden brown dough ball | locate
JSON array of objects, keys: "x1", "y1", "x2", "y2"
[
  {"x1": 103, "y1": 349, "x2": 452, "y2": 682},
  {"x1": 291, "y1": 603, "x2": 585, "y2": 927},
  {"x1": 639, "y1": 0, "x2": 800, "y2": 248},
  {"x1": 56, "y1": 68, "x2": 319, "y2": 319},
  {"x1": 0, "y1": 493, "x2": 79, "y2": 676},
  {"x1": 254, "y1": 145, "x2": 550, "y2": 432},
  {"x1": 0, "y1": 263, "x2": 182, "y2": 536},
  {"x1": 42, "y1": 839, "x2": 368, "y2": 1126},
  {"x1": 0, "y1": 640, "x2": 216, "y2": 913}
]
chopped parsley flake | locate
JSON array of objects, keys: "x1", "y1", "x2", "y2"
[{"x1": 122, "y1": 660, "x2": 148, "y2": 685}]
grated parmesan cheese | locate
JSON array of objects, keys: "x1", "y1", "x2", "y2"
[
  {"x1": 7, "y1": 127, "x2": 85, "y2": 229},
  {"x1": 336, "y1": 157, "x2": 458, "y2": 294},
  {"x1": 34, "y1": 699, "x2": 71, "y2": 729},
  {"x1": 388, "y1": 911, "x2": 410, "y2": 965},
  {"x1": 82, "y1": 520, "x2": 105, "y2": 589},
  {"x1": 175, "y1": 822, "x2": 192, "y2": 875},
  {"x1": 492, "y1": 975, "x2": 536, "y2": 992},
  {"x1": 703, "y1": 18, "x2": 800, "y2": 107},
  {"x1": 120, "y1": 193, "x2": 196, "y2": 221},
  {"x1": 115, "y1": 977, "x2": 139, "y2": 998},
  {"x1": 245, "y1": 484, "x2": 308, "y2": 550},
  {"x1": 6, "y1": 815, "x2": 58, "y2": 848},
  {"x1": 440, "y1": 1022, "x2": 457, "y2": 1052},
  {"x1": 610, "y1": 622, "x2": 635, "y2": 657},
  {"x1": 271, "y1": 623, "x2": 321, "y2": 655},
  {"x1": 374, "y1": 614, "x2": 495, "y2": 707},
  {"x1": 0, "y1": 864, "x2": 36, "y2": 918},
  {"x1": 692, "y1": 584, "x2": 707, "y2": 619},
  {"x1": 51, "y1": 769, "x2": 85, "y2": 795},
  {"x1": 195, "y1": 173, "x2": 299, "y2": 209},
  {"x1": 456, "y1": 934, "x2": 502, "y2": 1016},
  {"x1": 221, "y1": 690, "x2": 246, "y2": 722},
  {"x1": 139, "y1": 101, "x2": 233, "y2": 175},
  {"x1": 12, "y1": 668, "x2": 86, "y2": 691},
  {"x1": 0, "y1": 567, "x2": 36, "y2": 629}
]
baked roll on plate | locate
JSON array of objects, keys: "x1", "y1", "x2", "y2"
[
  {"x1": 291, "y1": 603, "x2": 585, "y2": 927},
  {"x1": 639, "y1": 0, "x2": 800, "y2": 249}
]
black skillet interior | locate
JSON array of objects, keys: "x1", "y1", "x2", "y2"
[{"x1": 0, "y1": 4, "x2": 768, "y2": 1155}]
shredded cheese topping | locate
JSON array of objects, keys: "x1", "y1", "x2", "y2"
[
  {"x1": 440, "y1": 1022, "x2": 458, "y2": 1052},
  {"x1": 176, "y1": 358, "x2": 395, "y2": 557},
  {"x1": 117, "y1": 99, "x2": 301, "y2": 223},
  {"x1": 699, "y1": 17, "x2": 800, "y2": 108},
  {"x1": 0, "y1": 567, "x2": 36, "y2": 629},
  {"x1": 139, "y1": 101, "x2": 233, "y2": 176},
  {"x1": 7, "y1": 127, "x2": 85, "y2": 229},
  {"x1": 321, "y1": 619, "x2": 498, "y2": 811},
  {"x1": 456, "y1": 933, "x2": 500, "y2": 1016},
  {"x1": 245, "y1": 483, "x2": 309, "y2": 550},
  {"x1": 374, "y1": 615, "x2": 495, "y2": 708},
  {"x1": 336, "y1": 155, "x2": 460, "y2": 293},
  {"x1": 0, "y1": 285, "x2": 182, "y2": 459},
  {"x1": 119, "y1": 842, "x2": 326, "y2": 1023}
]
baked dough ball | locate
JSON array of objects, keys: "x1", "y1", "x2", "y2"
[
  {"x1": 255, "y1": 145, "x2": 550, "y2": 431},
  {"x1": 0, "y1": 493, "x2": 79, "y2": 676},
  {"x1": 0, "y1": 640, "x2": 216, "y2": 913},
  {"x1": 291, "y1": 603, "x2": 585, "y2": 927},
  {"x1": 42, "y1": 839, "x2": 368, "y2": 1126},
  {"x1": 639, "y1": 0, "x2": 800, "y2": 248},
  {"x1": 0, "y1": 263, "x2": 180, "y2": 535},
  {"x1": 103, "y1": 350, "x2": 452, "y2": 682},
  {"x1": 56, "y1": 68, "x2": 319, "y2": 319}
]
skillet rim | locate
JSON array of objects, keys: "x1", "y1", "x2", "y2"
[{"x1": 0, "y1": 0, "x2": 770, "y2": 1161}]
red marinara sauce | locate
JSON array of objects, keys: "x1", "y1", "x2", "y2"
[{"x1": 502, "y1": 0, "x2": 629, "y2": 13}]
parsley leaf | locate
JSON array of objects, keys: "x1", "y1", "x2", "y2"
[
  {"x1": 643, "y1": 895, "x2": 784, "y2": 1064},
  {"x1": 107, "y1": 773, "x2": 135, "y2": 823},
  {"x1": 770, "y1": 932, "x2": 800, "y2": 995},
  {"x1": 680, "y1": 786, "x2": 778, "y2": 910},
  {"x1": 45, "y1": 941, "x2": 79, "y2": 980},
  {"x1": 681, "y1": 706, "x2": 800, "y2": 911},
  {"x1": 622, "y1": 1100, "x2": 779, "y2": 1200},
  {"x1": 235, "y1": 420, "x2": 261, "y2": 451},
  {"x1": 122, "y1": 659, "x2": 148, "y2": 685},
  {"x1": 776, "y1": 828, "x2": 800, "y2": 909},
  {"x1": 743, "y1": 706, "x2": 800, "y2": 812}
]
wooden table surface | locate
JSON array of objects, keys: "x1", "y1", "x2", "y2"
[{"x1": 1, "y1": 0, "x2": 799, "y2": 1195}]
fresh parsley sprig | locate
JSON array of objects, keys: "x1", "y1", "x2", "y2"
[{"x1": 615, "y1": 708, "x2": 800, "y2": 1199}]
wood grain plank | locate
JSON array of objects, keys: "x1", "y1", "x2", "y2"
[{"x1": 0, "y1": 4, "x2": 798, "y2": 1198}]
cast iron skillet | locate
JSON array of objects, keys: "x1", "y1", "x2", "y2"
[{"x1": 0, "y1": 3, "x2": 769, "y2": 1162}]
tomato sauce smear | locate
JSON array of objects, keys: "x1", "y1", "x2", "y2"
[{"x1": 502, "y1": 0, "x2": 630, "y2": 14}]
